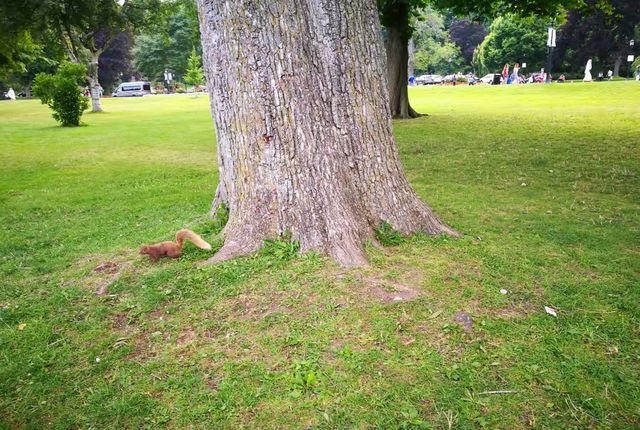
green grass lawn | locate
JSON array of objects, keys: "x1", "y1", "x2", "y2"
[{"x1": 1, "y1": 82, "x2": 639, "y2": 429}]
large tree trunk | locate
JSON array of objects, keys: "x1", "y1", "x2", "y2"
[
  {"x1": 197, "y1": 0, "x2": 457, "y2": 267},
  {"x1": 385, "y1": 25, "x2": 420, "y2": 119},
  {"x1": 613, "y1": 55, "x2": 622, "y2": 77},
  {"x1": 87, "y1": 51, "x2": 102, "y2": 112},
  {"x1": 408, "y1": 38, "x2": 415, "y2": 77}
]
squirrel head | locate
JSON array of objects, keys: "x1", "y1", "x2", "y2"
[{"x1": 139, "y1": 245, "x2": 150, "y2": 255}]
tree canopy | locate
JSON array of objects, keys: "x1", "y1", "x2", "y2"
[
  {"x1": 412, "y1": 8, "x2": 464, "y2": 74},
  {"x1": 132, "y1": 6, "x2": 200, "y2": 82},
  {"x1": 553, "y1": 0, "x2": 639, "y2": 76},
  {"x1": 473, "y1": 15, "x2": 548, "y2": 75}
]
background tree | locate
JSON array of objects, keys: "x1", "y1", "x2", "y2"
[
  {"x1": 473, "y1": 15, "x2": 548, "y2": 75},
  {"x1": 197, "y1": 0, "x2": 457, "y2": 267},
  {"x1": 132, "y1": 5, "x2": 201, "y2": 82},
  {"x1": 0, "y1": 0, "x2": 158, "y2": 112},
  {"x1": 98, "y1": 32, "x2": 134, "y2": 93},
  {"x1": 379, "y1": 0, "x2": 576, "y2": 118},
  {"x1": 0, "y1": 34, "x2": 64, "y2": 96},
  {"x1": 412, "y1": 7, "x2": 464, "y2": 75},
  {"x1": 449, "y1": 18, "x2": 487, "y2": 70},
  {"x1": 32, "y1": 62, "x2": 89, "y2": 127},
  {"x1": 553, "y1": 0, "x2": 640, "y2": 77},
  {"x1": 183, "y1": 48, "x2": 204, "y2": 93},
  {"x1": 379, "y1": 0, "x2": 425, "y2": 119}
]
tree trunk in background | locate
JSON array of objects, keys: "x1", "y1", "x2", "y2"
[
  {"x1": 87, "y1": 51, "x2": 102, "y2": 112},
  {"x1": 408, "y1": 38, "x2": 415, "y2": 77},
  {"x1": 197, "y1": 0, "x2": 456, "y2": 267},
  {"x1": 613, "y1": 55, "x2": 621, "y2": 77},
  {"x1": 385, "y1": 25, "x2": 420, "y2": 119}
]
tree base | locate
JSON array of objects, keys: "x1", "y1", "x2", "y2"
[{"x1": 204, "y1": 197, "x2": 460, "y2": 268}]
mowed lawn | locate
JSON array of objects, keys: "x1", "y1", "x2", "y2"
[{"x1": 1, "y1": 82, "x2": 639, "y2": 429}]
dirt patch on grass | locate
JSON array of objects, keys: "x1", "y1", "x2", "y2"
[
  {"x1": 348, "y1": 273, "x2": 422, "y2": 304},
  {"x1": 491, "y1": 301, "x2": 538, "y2": 320},
  {"x1": 69, "y1": 250, "x2": 137, "y2": 296},
  {"x1": 453, "y1": 311, "x2": 474, "y2": 333},
  {"x1": 177, "y1": 326, "x2": 197, "y2": 346},
  {"x1": 111, "y1": 312, "x2": 132, "y2": 332},
  {"x1": 230, "y1": 291, "x2": 284, "y2": 320}
]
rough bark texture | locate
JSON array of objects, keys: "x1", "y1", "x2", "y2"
[
  {"x1": 385, "y1": 25, "x2": 420, "y2": 119},
  {"x1": 197, "y1": 0, "x2": 457, "y2": 267}
]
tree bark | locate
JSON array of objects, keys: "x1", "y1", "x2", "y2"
[
  {"x1": 408, "y1": 38, "x2": 415, "y2": 77},
  {"x1": 613, "y1": 55, "x2": 622, "y2": 77},
  {"x1": 385, "y1": 25, "x2": 420, "y2": 119},
  {"x1": 197, "y1": 0, "x2": 457, "y2": 267},
  {"x1": 87, "y1": 50, "x2": 102, "y2": 112}
]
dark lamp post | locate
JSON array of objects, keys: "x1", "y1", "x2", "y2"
[
  {"x1": 628, "y1": 40, "x2": 635, "y2": 80},
  {"x1": 545, "y1": 26, "x2": 556, "y2": 83}
]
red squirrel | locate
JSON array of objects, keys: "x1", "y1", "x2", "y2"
[{"x1": 140, "y1": 229, "x2": 211, "y2": 262}]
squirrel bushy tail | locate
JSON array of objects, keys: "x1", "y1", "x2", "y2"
[{"x1": 175, "y1": 229, "x2": 212, "y2": 250}]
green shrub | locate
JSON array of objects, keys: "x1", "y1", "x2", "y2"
[{"x1": 32, "y1": 62, "x2": 89, "y2": 127}]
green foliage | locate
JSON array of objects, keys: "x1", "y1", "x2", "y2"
[
  {"x1": 260, "y1": 233, "x2": 300, "y2": 261},
  {"x1": 375, "y1": 221, "x2": 406, "y2": 246},
  {"x1": 0, "y1": 0, "x2": 161, "y2": 112},
  {"x1": 289, "y1": 360, "x2": 319, "y2": 397},
  {"x1": 553, "y1": 0, "x2": 639, "y2": 76},
  {"x1": 183, "y1": 48, "x2": 204, "y2": 88},
  {"x1": 32, "y1": 62, "x2": 88, "y2": 126},
  {"x1": 431, "y1": 0, "x2": 576, "y2": 18},
  {"x1": 473, "y1": 15, "x2": 548, "y2": 75},
  {"x1": 412, "y1": 7, "x2": 464, "y2": 74},
  {"x1": 133, "y1": 7, "x2": 200, "y2": 81}
]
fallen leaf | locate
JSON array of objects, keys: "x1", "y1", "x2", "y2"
[
  {"x1": 544, "y1": 306, "x2": 557, "y2": 317},
  {"x1": 17, "y1": 323, "x2": 26, "y2": 331},
  {"x1": 402, "y1": 337, "x2": 415, "y2": 346},
  {"x1": 429, "y1": 309, "x2": 443, "y2": 319}
]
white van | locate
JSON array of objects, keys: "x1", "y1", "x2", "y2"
[{"x1": 112, "y1": 81, "x2": 153, "y2": 97}]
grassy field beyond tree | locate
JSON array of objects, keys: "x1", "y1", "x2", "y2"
[{"x1": 1, "y1": 82, "x2": 639, "y2": 429}]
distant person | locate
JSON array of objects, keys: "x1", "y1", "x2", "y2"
[
  {"x1": 597, "y1": 71, "x2": 603, "y2": 81},
  {"x1": 558, "y1": 74, "x2": 566, "y2": 83},
  {"x1": 510, "y1": 63, "x2": 520, "y2": 84},
  {"x1": 5, "y1": 87, "x2": 16, "y2": 100},
  {"x1": 502, "y1": 64, "x2": 509, "y2": 84},
  {"x1": 607, "y1": 69, "x2": 613, "y2": 80},
  {"x1": 408, "y1": 74, "x2": 415, "y2": 86},
  {"x1": 583, "y1": 59, "x2": 592, "y2": 82},
  {"x1": 452, "y1": 74, "x2": 457, "y2": 86}
]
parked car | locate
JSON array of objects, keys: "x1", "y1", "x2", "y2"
[
  {"x1": 429, "y1": 74, "x2": 443, "y2": 84},
  {"x1": 467, "y1": 76, "x2": 481, "y2": 85},
  {"x1": 415, "y1": 74, "x2": 429, "y2": 85},
  {"x1": 112, "y1": 81, "x2": 153, "y2": 97},
  {"x1": 416, "y1": 74, "x2": 444, "y2": 85},
  {"x1": 479, "y1": 73, "x2": 495, "y2": 84}
]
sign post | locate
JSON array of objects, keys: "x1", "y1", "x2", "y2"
[{"x1": 545, "y1": 27, "x2": 556, "y2": 83}]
